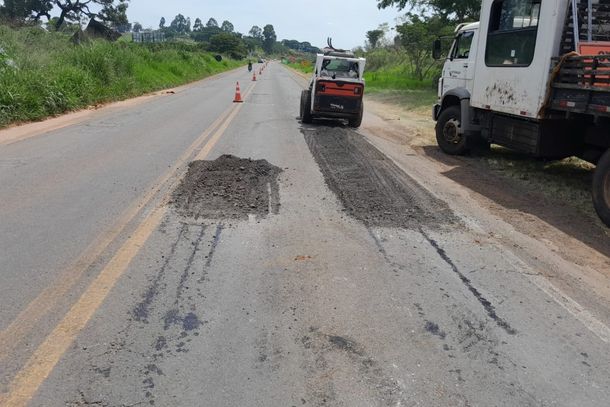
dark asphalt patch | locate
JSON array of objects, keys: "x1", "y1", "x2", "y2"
[
  {"x1": 424, "y1": 321, "x2": 447, "y2": 339},
  {"x1": 171, "y1": 155, "x2": 282, "y2": 220},
  {"x1": 302, "y1": 127, "x2": 458, "y2": 229}
]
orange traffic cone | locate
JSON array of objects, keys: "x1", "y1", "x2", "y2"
[
  {"x1": 233, "y1": 82, "x2": 243, "y2": 103},
  {"x1": 252, "y1": 72, "x2": 257, "y2": 81}
]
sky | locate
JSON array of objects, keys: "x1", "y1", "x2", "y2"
[{"x1": 126, "y1": 0, "x2": 403, "y2": 49}]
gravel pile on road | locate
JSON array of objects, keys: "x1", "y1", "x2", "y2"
[
  {"x1": 303, "y1": 126, "x2": 459, "y2": 229},
  {"x1": 171, "y1": 155, "x2": 282, "y2": 220}
]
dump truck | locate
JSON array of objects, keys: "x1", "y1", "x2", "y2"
[{"x1": 433, "y1": 0, "x2": 610, "y2": 226}]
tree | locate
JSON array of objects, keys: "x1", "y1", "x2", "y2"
[
  {"x1": 193, "y1": 17, "x2": 203, "y2": 32},
  {"x1": 0, "y1": 0, "x2": 52, "y2": 23},
  {"x1": 366, "y1": 29, "x2": 384, "y2": 49},
  {"x1": 209, "y1": 32, "x2": 247, "y2": 59},
  {"x1": 0, "y1": 0, "x2": 130, "y2": 29},
  {"x1": 376, "y1": 0, "x2": 480, "y2": 22},
  {"x1": 132, "y1": 21, "x2": 142, "y2": 32},
  {"x1": 262, "y1": 24, "x2": 276, "y2": 54},
  {"x1": 242, "y1": 36, "x2": 260, "y2": 52},
  {"x1": 395, "y1": 13, "x2": 452, "y2": 80},
  {"x1": 52, "y1": 0, "x2": 131, "y2": 31},
  {"x1": 249, "y1": 25, "x2": 262, "y2": 40},
  {"x1": 206, "y1": 17, "x2": 218, "y2": 28},
  {"x1": 98, "y1": 0, "x2": 129, "y2": 30},
  {"x1": 169, "y1": 13, "x2": 189, "y2": 34},
  {"x1": 221, "y1": 20, "x2": 234, "y2": 33},
  {"x1": 159, "y1": 16, "x2": 165, "y2": 29}
]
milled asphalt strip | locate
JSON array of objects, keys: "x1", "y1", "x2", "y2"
[
  {"x1": 284, "y1": 65, "x2": 610, "y2": 344},
  {"x1": 0, "y1": 82, "x2": 257, "y2": 407}
]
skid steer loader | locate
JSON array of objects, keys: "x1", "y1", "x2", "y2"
[{"x1": 300, "y1": 38, "x2": 366, "y2": 128}]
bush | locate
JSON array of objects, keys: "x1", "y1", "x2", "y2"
[{"x1": 0, "y1": 25, "x2": 243, "y2": 127}]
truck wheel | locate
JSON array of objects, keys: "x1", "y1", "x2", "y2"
[
  {"x1": 592, "y1": 149, "x2": 610, "y2": 227},
  {"x1": 301, "y1": 90, "x2": 313, "y2": 124},
  {"x1": 348, "y1": 102, "x2": 364, "y2": 128},
  {"x1": 436, "y1": 105, "x2": 469, "y2": 155}
]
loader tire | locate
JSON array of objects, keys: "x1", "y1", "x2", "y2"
[
  {"x1": 348, "y1": 102, "x2": 364, "y2": 128},
  {"x1": 592, "y1": 149, "x2": 610, "y2": 227},
  {"x1": 436, "y1": 105, "x2": 469, "y2": 155},
  {"x1": 301, "y1": 90, "x2": 313, "y2": 124}
]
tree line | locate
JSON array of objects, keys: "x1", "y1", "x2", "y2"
[
  {"x1": 0, "y1": 0, "x2": 129, "y2": 31},
  {"x1": 0, "y1": 1, "x2": 320, "y2": 59},
  {"x1": 158, "y1": 15, "x2": 320, "y2": 58}
]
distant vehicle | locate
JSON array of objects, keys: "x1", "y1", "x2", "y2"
[
  {"x1": 258, "y1": 58, "x2": 264, "y2": 63},
  {"x1": 300, "y1": 38, "x2": 366, "y2": 128},
  {"x1": 433, "y1": 0, "x2": 610, "y2": 227}
]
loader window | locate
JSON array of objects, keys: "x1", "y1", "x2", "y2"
[
  {"x1": 486, "y1": 0, "x2": 540, "y2": 67},
  {"x1": 320, "y1": 59, "x2": 360, "y2": 79}
]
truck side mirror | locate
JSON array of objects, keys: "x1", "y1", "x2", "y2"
[{"x1": 432, "y1": 39, "x2": 442, "y2": 60}]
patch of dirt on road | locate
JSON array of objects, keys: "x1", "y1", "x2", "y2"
[
  {"x1": 302, "y1": 126, "x2": 459, "y2": 229},
  {"x1": 171, "y1": 155, "x2": 282, "y2": 220}
]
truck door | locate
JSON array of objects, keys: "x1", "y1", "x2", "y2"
[{"x1": 442, "y1": 30, "x2": 476, "y2": 94}]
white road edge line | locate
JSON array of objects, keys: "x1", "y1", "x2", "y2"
[{"x1": 503, "y1": 250, "x2": 610, "y2": 343}]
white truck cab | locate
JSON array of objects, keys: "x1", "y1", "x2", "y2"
[
  {"x1": 439, "y1": 22, "x2": 479, "y2": 100},
  {"x1": 433, "y1": 0, "x2": 610, "y2": 227}
]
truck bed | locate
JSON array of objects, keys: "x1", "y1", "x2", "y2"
[{"x1": 549, "y1": 54, "x2": 610, "y2": 117}]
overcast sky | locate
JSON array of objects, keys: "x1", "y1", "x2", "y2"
[{"x1": 126, "y1": 0, "x2": 402, "y2": 49}]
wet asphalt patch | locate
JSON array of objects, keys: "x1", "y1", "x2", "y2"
[
  {"x1": 171, "y1": 154, "x2": 282, "y2": 220},
  {"x1": 302, "y1": 126, "x2": 458, "y2": 229}
]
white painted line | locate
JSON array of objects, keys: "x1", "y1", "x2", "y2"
[
  {"x1": 504, "y1": 251, "x2": 610, "y2": 343},
  {"x1": 527, "y1": 273, "x2": 610, "y2": 343}
]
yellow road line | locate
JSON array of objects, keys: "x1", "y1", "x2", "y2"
[
  {"x1": 0, "y1": 81, "x2": 256, "y2": 406},
  {"x1": 0, "y1": 101, "x2": 234, "y2": 364},
  {"x1": 0, "y1": 204, "x2": 167, "y2": 407}
]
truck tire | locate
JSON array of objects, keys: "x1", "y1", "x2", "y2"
[
  {"x1": 348, "y1": 102, "x2": 364, "y2": 128},
  {"x1": 436, "y1": 105, "x2": 469, "y2": 155},
  {"x1": 592, "y1": 149, "x2": 610, "y2": 227},
  {"x1": 301, "y1": 90, "x2": 312, "y2": 124}
]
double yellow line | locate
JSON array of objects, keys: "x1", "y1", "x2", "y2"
[{"x1": 0, "y1": 82, "x2": 256, "y2": 407}]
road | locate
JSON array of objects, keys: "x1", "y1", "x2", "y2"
[{"x1": 0, "y1": 63, "x2": 609, "y2": 406}]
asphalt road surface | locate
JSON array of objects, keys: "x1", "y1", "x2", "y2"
[{"x1": 0, "y1": 63, "x2": 609, "y2": 407}]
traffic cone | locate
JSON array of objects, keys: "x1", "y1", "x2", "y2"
[
  {"x1": 252, "y1": 72, "x2": 257, "y2": 81},
  {"x1": 233, "y1": 82, "x2": 243, "y2": 103}
]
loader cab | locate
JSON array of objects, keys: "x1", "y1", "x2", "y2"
[{"x1": 313, "y1": 53, "x2": 366, "y2": 81}]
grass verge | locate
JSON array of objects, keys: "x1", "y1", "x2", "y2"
[{"x1": 0, "y1": 25, "x2": 243, "y2": 128}]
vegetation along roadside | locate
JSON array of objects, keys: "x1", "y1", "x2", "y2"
[{"x1": 0, "y1": 25, "x2": 243, "y2": 128}]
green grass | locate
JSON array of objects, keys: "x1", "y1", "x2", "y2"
[
  {"x1": 0, "y1": 25, "x2": 243, "y2": 127},
  {"x1": 286, "y1": 60, "x2": 313, "y2": 74},
  {"x1": 366, "y1": 88, "x2": 437, "y2": 112},
  {"x1": 365, "y1": 69, "x2": 434, "y2": 91}
]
